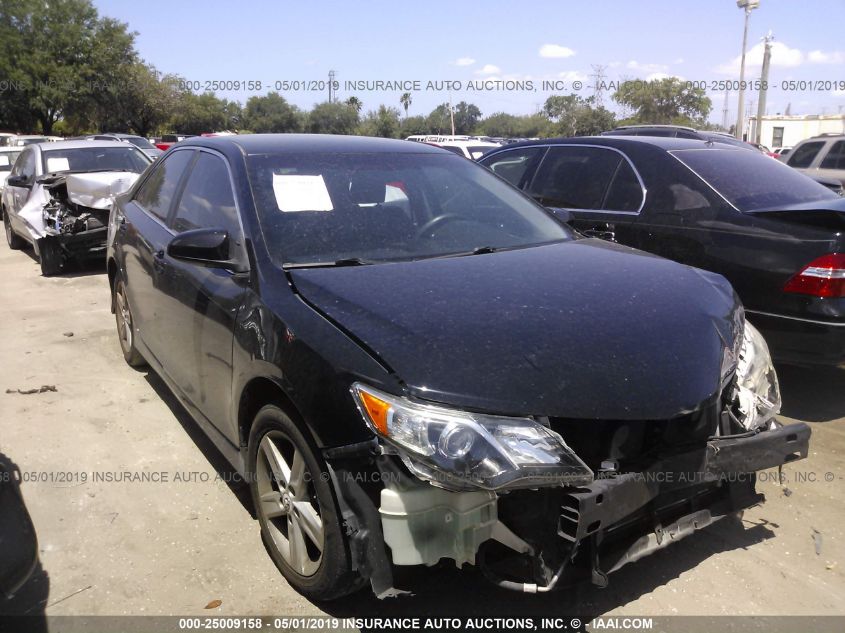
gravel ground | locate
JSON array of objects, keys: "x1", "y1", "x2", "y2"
[{"x1": 1, "y1": 240, "x2": 843, "y2": 624}]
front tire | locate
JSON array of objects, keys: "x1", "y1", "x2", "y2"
[
  {"x1": 248, "y1": 405, "x2": 360, "y2": 600},
  {"x1": 113, "y1": 276, "x2": 146, "y2": 367},
  {"x1": 4, "y1": 211, "x2": 25, "y2": 250}
]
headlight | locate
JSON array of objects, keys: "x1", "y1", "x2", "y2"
[
  {"x1": 350, "y1": 383, "x2": 593, "y2": 491},
  {"x1": 732, "y1": 321, "x2": 781, "y2": 431}
]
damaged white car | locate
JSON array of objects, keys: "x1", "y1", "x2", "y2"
[{"x1": 1, "y1": 140, "x2": 151, "y2": 275}]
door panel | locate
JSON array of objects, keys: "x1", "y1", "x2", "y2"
[
  {"x1": 121, "y1": 150, "x2": 195, "y2": 366},
  {"x1": 158, "y1": 151, "x2": 247, "y2": 435}
]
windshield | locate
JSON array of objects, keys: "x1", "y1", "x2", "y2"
[
  {"x1": 247, "y1": 152, "x2": 569, "y2": 266},
  {"x1": 671, "y1": 148, "x2": 838, "y2": 211},
  {"x1": 41, "y1": 146, "x2": 150, "y2": 175},
  {"x1": 0, "y1": 151, "x2": 21, "y2": 172},
  {"x1": 124, "y1": 136, "x2": 156, "y2": 150}
]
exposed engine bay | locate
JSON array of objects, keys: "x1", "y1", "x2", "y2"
[
  {"x1": 18, "y1": 171, "x2": 138, "y2": 275},
  {"x1": 327, "y1": 322, "x2": 810, "y2": 598}
]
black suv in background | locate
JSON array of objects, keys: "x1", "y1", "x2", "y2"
[{"x1": 480, "y1": 136, "x2": 845, "y2": 366}]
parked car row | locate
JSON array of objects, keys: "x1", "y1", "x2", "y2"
[
  {"x1": 479, "y1": 136, "x2": 845, "y2": 367},
  {"x1": 1, "y1": 132, "x2": 826, "y2": 602}
]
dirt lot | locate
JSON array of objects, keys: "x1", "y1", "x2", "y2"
[{"x1": 1, "y1": 241, "x2": 844, "y2": 621}]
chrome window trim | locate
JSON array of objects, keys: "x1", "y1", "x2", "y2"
[
  {"x1": 486, "y1": 143, "x2": 648, "y2": 215},
  {"x1": 746, "y1": 309, "x2": 845, "y2": 328},
  {"x1": 130, "y1": 147, "x2": 196, "y2": 233}
]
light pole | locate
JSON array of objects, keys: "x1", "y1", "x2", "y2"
[{"x1": 735, "y1": 0, "x2": 760, "y2": 140}]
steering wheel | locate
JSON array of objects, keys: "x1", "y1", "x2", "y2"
[{"x1": 415, "y1": 214, "x2": 462, "y2": 239}]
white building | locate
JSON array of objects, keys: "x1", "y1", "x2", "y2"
[{"x1": 746, "y1": 114, "x2": 845, "y2": 149}]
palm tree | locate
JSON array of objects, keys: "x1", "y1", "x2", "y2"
[
  {"x1": 345, "y1": 96, "x2": 362, "y2": 113},
  {"x1": 399, "y1": 92, "x2": 412, "y2": 118}
]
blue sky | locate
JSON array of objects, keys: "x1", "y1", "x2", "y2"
[{"x1": 96, "y1": 0, "x2": 845, "y2": 124}]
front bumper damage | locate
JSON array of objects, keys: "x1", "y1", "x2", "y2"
[
  {"x1": 19, "y1": 171, "x2": 137, "y2": 275},
  {"x1": 326, "y1": 421, "x2": 810, "y2": 596}
]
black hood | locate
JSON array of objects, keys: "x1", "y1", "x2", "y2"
[{"x1": 290, "y1": 240, "x2": 743, "y2": 420}]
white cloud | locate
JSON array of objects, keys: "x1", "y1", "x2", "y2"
[
  {"x1": 475, "y1": 64, "x2": 501, "y2": 75},
  {"x1": 626, "y1": 60, "x2": 669, "y2": 74},
  {"x1": 808, "y1": 50, "x2": 845, "y2": 64},
  {"x1": 674, "y1": 57, "x2": 685, "y2": 64},
  {"x1": 452, "y1": 57, "x2": 476, "y2": 67},
  {"x1": 557, "y1": 70, "x2": 587, "y2": 82},
  {"x1": 645, "y1": 72, "x2": 680, "y2": 82},
  {"x1": 716, "y1": 41, "x2": 804, "y2": 74},
  {"x1": 539, "y1": 44, "x2": 576, "y2": 59}
]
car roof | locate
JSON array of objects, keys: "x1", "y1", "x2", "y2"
[
  {"x1": 34, "y1": 139, "x2": 143, "y2": 151},
  {"x1": 180, "y1": 133, "x2": 448, "y2": 156},
  {"x1": 484, "y1": 135, "x2": 735, "y2": 153}
]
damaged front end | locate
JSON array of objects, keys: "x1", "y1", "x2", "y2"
[
  {"x1": 328, "y1": 322, "x2": 810, "y2": 597},
  {"x1": 29, "y1": 172, "x2": 138, "y2": 275}
]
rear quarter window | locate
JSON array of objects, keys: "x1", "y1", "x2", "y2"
[
  {"x1": 673, "y1": 148, "x2": 837, "y2": 211},
  {"x1": 787, "y1": 141, "x2": 825, "y2": 168},
  {"x1": 820, "y1": 141, "x2": 845, "y2": 171}
]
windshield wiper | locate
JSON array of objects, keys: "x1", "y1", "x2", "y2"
[
  {"x1": 427, "y1": 245, "x2": 500, "y2": 260},
  {"x1": 283, "y1": 257, "x2": 374, "y2": 269}
]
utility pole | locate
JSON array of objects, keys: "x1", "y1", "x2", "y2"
[
  {"x1": 328, "y1": 70, "x2": 336, "y2": 103},
  {"x1": 755, "y1": 32, "x2": 773, "y2": 144},
  {"x1": 735, "y1": 0, "x2": 760, "y2": 140},
  {"x1": 449, "y1": 95, "x2": 455, "y2": 136},
  {"x1": 590, "y1": 64, "x2": 608, "y2": 108},
  {"x1": 722, "y1": 87, "x2": 731, "y2": 130}
]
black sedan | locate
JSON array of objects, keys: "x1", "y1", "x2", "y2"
[
  {"x1": 107, "y1": 134, "x2": 809, "y2": 600},
  {"x1": 480, "y1": 137, "x2": 845, "y2": 367}
]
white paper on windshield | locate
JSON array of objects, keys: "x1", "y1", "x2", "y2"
[
  {"x1": 0, "y1": 156, "x2": 9, "y2": 167},
  {"x1": 272, "y1": 174, "x2": 333, "y2": 212},
  {"x1": 46, "y1": 157, "x2": 70, "y2": 172}
]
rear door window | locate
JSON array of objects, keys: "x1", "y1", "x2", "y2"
[
  {"x1": 527, "y1": 146, "x2": 637, "y2": 211},
  {"x1": 480, "y1": 147, "x2": 546, "y2": 189},
  {"x1": 787, "y1": 141, "x2": 825, "y2": 168}
]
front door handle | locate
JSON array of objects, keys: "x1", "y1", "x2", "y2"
[
  {"x1": 153, "y1": 249, "x2": 166, "y2": 272},
  {"x1": 581, "y1": 224, "x2": 617, "y2": 242}
]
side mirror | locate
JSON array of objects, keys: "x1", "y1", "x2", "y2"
[
  {"x1": 546, "y1": 206, "x2": 574, "y2": 225},
  {"x1": 167, "y1": 228, "x2": 234, "y2": 268},
  {"x1": 6, "y1": 174, "x2": 31, "y2": 189}
]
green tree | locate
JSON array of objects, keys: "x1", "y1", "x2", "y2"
[
  {"x1": 307, "y1": 101, "x2": 359, "y2": 135},
  {"x1": 0, "y1": 0, "x2": 139, "y2": 134},
  {"x1": 401, "y1": 115, "x2": 428, "y2": 136},
  {"x1": 399, "y1": 92, "x2": 412, "y2": 118},
  {"x1": 242, "y1": 92, "x2": 302, "y2": 133},
  {"x1": 426, "y1": 103, "x2": 454, "y2": 134},
  {"x1": 452, "y1": 101, "x2": 481, "y2": 134},
  {"x1": 345, "y1": 96, "x2": 362, "y2": 113},
  {"x1": 358, "y1": 105, "x2": 402, "y2": 138},
  {"x1": 612, "y1": 78, "x2": 711, "y2": 125},
  {"x1": 170, "y1": 92, "x2": 240, "y2": 135},
  {"x1": 477, "y1": 112, "x2": 553, "y2": 138},
  {"x1": 107, "y1": 65, "x2": 180, "y2": 137},
  {"x1": 543, "y1": 94, "x2": 616, "y2": 137}
]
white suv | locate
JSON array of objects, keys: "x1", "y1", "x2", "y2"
[{"x1": 785, "y1": 134, "x2": 845, "y2": 186}]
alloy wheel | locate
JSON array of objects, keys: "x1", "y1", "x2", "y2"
[{"x1": 255, "y1": 431, "x2": 325, "y2": 576}]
